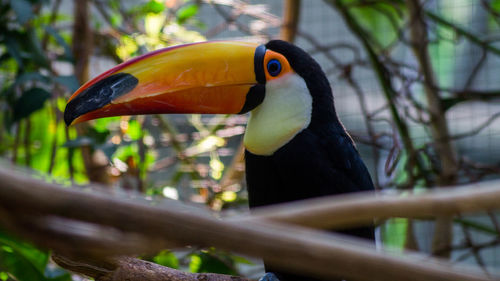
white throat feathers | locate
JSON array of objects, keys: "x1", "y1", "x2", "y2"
[{"x1": 244, "y1": 73, "x2": 312, "y2": 156}]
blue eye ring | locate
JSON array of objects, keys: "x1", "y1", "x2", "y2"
[{"x1": 267, "y1": 59, "x2": 282, "y2": 77}]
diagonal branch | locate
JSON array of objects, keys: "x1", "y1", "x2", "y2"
[
  {"x1": 0, "y1": 165, "x2": 496, "y2": 281},
  {"x1": 52, "y1": 255, "x2": 249, "y2": 281}
]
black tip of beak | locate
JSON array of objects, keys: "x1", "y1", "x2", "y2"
[
  {"x1": 64, "y1": 106, "x2": 77, "y2": 127},
  {"x1": 63, "y1": 73, "x2": 138, "y2": 126}
]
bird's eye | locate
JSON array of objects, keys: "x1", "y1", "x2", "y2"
[{"x1": 267, "y1": 59, "x2": 282, "y2": 77}]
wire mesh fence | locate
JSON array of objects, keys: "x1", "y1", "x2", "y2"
[{"x1": 2, "y1": 0, "x2": 500, "y2": 279}]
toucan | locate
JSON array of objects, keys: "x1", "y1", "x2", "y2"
[{"x1": 64, "y1": 40, "x2": 375, "y2": 281}]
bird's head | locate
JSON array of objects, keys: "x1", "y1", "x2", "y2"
[{"x1": 64, "y1": 40, "x2": 335, "y2": 155}]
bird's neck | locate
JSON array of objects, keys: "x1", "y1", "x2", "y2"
[{"x1": 244, "y1": 73, "x2": 312, "y2": 156}]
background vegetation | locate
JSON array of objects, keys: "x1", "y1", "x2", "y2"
[{"x1": 1, "y1": 0, "x2": 500, "y2": 280}]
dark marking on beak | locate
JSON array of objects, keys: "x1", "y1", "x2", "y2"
[
  {"x1": 254, "y1": 44, "x2": 266, "y2": 84},
  {"x1": 238, "y1": 84, "x2": 265, "y2": 114},
  {"x1": 64, "y1": 73, "x2": 138, "y2": 126}
]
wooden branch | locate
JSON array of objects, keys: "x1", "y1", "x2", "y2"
[
  {"x1": 0, "y1": 165, "x2": 497, "y2": 281},
  {"x1": 406, "y1": 0, "x2": 458, "y2": 258},
  {"x1": 281, "y1": 0, "x2": 301, "y2": 42},
  {"x1": 241, "y1": 179, "x2": 500, "y2": 229},
  {"x1": 406, "y1": 0, "x2": 458, "y2": 185},
  {"x1": 52, "y1": 255, "x2": 250, "y2": 281}
]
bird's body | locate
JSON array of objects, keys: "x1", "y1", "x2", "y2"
[
  {"x1": 244, "y1": 42, "x2": 374, "y2": 281},
  {"x1": 64, "y1": 40, "x2": 374, "y2": 281},
  {"x1": 246, "y1": 126, "x2": 374, "y2": 208},
  {"x1": 247, "y1": 127, "x2": 374, "y2": 281}
]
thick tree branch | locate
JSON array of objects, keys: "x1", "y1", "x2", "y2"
[
  {"x1": 242, "y1": 179, "x2": 500, "y2": 229},
  {"x1": 0, "y1": 165, "x2": 496, "y2": 281},
  {"x1": 52, "y1": 255, "x2": 249, "y2": 281}
]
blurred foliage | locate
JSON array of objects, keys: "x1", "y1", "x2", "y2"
[
  {"x1": 2, "y1": 0, "x2": 499, "y2": 279},
  {"x1": 0, "y1": 230, "x2": 71, "y2": 281},
  {"x1": 0, "y1": 0, "x2": 251, "y2": 279}
]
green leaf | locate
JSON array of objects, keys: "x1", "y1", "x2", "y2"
[
  {"x1": 177, "y1": 4, "x2": 198, "y2": 24},
  {"x1": 10, "y1": 0, "x2": 33, "y2": 25},
  {"x1": 13, "y1": 88, "x2": 51, "y2": 122},
  {"x1": 492, "y1": 0, "x2": 500, "y2": 12},
  {"x1": 0, "y1": 231, "x2": 48, "y2": 281},
  {"x1": 0, "y1": 250, "x2": 46, "y2": 281},
  {"x1": 382, "y1": 218, "x2": 407, "y2": 252},
  {"x1": 143, "y1": 0, "x2": 165, "y2": 14},
  {"x1": 53, "y1": 75, "x2": 79, "y2": 93},
  {"x1": 189, "y1": 254, "x2": 202, "y2": 273},
  {"x1": 126, "y1": 119, "x2": 142, "y2": 140},
  {"x1": 231, "y1": 255, "x2": 253, "y2": 265},
  {"x1": 153, "y1": 250, "x2": 179, "y2": 269},
  {"x1": 348, "y1": 3, "x2": 405, "y2": 48},
  {"x1": 189, "y1": 251, "x2": 237, "y2": 275},
  {"x1": 93, "y1": 116, "x2": 120, "y2": 132},
  {"x1": 110, "y1": 13, "x2": 123, "y2": 27}
]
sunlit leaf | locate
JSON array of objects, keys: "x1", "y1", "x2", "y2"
[
  {"x1": 348, "y1": 3, "x2": 405, "y2": 48},
  {"x1": 145, "y1": 13, "x2": 165, "y2": 36},
  {"x1": 382, "y1": 218, "x2": 407, "y2": 252},
  {"x1": 162, "y1": 22, "x2": 206, "y2": 42},
  {"x1": 189, "y1": 251, "x2": 237, "y2": 275},
  {"x1": 126, "y1": 120, "x2": 142, "y2": 140},
  {"x1": 143, "y1": 0, "x2": 165, "y2": 14},
  {"x1": 93, "y1": 117, "x2": 120, "y2": 133},
  {"x1": 117, "y1": 35, "x2": 138, "y2": 60},
  {"x1": 177, "y1": 4, "x2": 198, "y2": 24},
  {"x1": 196, "y1": 136, "x2": 225, "y2": 154},
  {"x1": 209, "y1": 156, "x2": 224, "y2": 180},
  {"x1": 189, "y1": 254, "x2": 202, "y2": 273},
  {"x1": 13, "y1": 88, "x2": 51, "y2": 122},
  {"x1": 110, "y1": 12, "x2": 123, "y2": 28},
  {"x1": 231, "y1": 255, "x2": 253, "y2": 265},
  {"x1": 153, "y1": 250, "x2": 179, "y2": 269},
  {"x1": 221, "y1": 191, "x2": 236, "y2": 202}
]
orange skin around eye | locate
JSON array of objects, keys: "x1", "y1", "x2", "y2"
[{"x1": 263, "y1": 50, "x2": 293, "y2": 81}]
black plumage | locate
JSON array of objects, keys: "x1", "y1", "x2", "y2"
[{"x1": 245, "y1": 40, "x2": 374, "y2": 281}]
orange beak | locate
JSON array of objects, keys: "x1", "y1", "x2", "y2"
[{"x1": 64, "y1": 41, "x2": 266, "y2": 126}]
